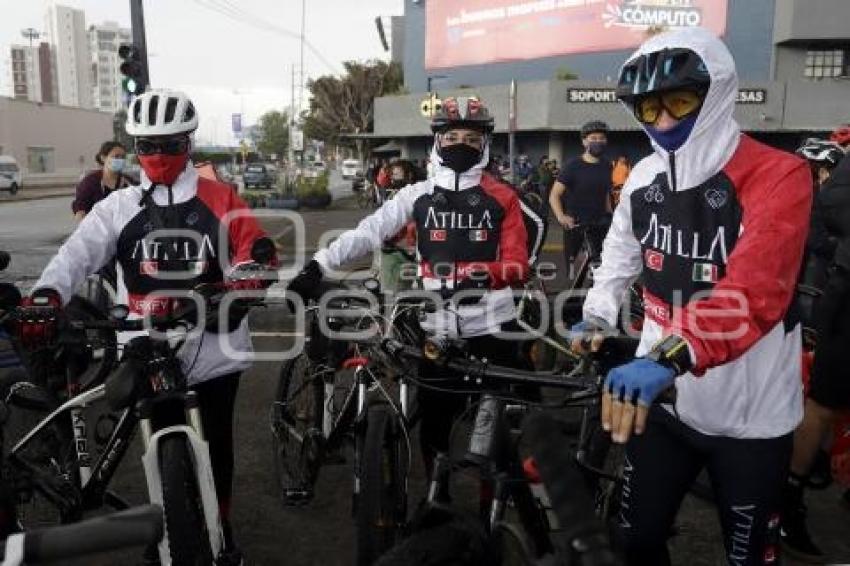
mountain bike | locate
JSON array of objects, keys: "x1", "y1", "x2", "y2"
[
  {"x1": 2, "y1": 288, "x2": 264, "y2": 565},
  {"x1": 0, "y1": 504, "x2": 162, "y2": 565},
  {"x1": 373, "y1": 336, "x2": 629, "y2": 566},
  {"x1": 271, "y1": 280, "x2": 427, "y2": 565}
]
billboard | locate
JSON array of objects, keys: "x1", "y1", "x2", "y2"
[{"x1": 425, "y1": 0, "x2": 729, "y2": 69}]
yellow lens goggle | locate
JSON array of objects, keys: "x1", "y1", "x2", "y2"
[{"x1": 634, "y1": 89, "x2": 704, "y2": 124}]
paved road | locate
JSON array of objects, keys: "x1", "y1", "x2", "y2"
[{"x1": 2, "y1": 181, "x2": 849, "y2": 565}]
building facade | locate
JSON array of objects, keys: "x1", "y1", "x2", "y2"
[
  {"x1": 46, "y1": 4, "x2": 93, "y2": 109},
  {"x1": 8, "y1": 43, "x2": 57, "y2": 104},
  {"x1": 376, "y1": 0, "x2": 850, "y2": 162},
  {"x1": 88, "y1": 21, "x2": 131, "y2": 113},
  {"x1": 0, "y1": 96, "x2": 112, "y2": 186}
]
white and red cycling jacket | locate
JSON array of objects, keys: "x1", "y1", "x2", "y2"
[
  {"x1": 315, "y1": 144, "x2": 531, "y2": 337},
  {"x1": 584, "y1": 29, "x2": 812, "y2": 439},
  {"x1": 34, "y1": 162, "x2": 267, "y2": 384}
]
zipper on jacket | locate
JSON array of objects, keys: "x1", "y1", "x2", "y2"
[{"x1": 669, "y1": 152, "x2": 677, "y2": 192}]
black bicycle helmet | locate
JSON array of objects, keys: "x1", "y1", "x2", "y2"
[
  {"x1": 430, "y1": 96, "x2": 495, "y2": 134},
  {"x1": 616, "y1": 48, "x2": 711, "y2": 103},
  {"x1": 580, "y1": 121, "x2": 609, "y2": 138},
  {"x1": 796, "y1": 138, "x2": 845, "y2": 169}
]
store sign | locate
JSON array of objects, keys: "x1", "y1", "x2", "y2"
[
  {"x1": 736, "y1": 89, "x2": 767, "y2": 104},
  {"x1": 425, "y1": 0, "x2": 728, "y2": 69},
  {"x1": 567, "y1": 88, "x2": 619, "y2": 103},
  {"x1": 567, "y1": 88, "x2": 768, "y2": 104}
]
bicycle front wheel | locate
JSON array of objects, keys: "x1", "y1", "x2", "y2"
[
  {"x1": 158, "y1": 435, "x2": 213, "y2": 566},
  {"x1": 373, "y1": 518, "x2": 492, "y2": 566},
  {"x1": 356, "y1": 403, "x2": 408, "y2": 565},
  {"x1": 270, "y1": 353, "x2": 324, "y2": 505}
]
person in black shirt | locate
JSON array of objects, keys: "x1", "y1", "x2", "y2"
[
  {"x1": 548, "y1": 120, "x2": 613, "y2": 274},
  {"x1": 782, "y1": 132, "x2": 850, "y2": 562}
]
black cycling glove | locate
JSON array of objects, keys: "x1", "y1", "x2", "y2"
[
  {"x1": 453, "y1": 271, "x2": 491, "y2": 307},
  {"x1": 286, "y1": 260, "x2": 324, "y2": 311}
]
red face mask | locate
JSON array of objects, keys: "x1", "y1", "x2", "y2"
[{"x1": 138, "y1": 153, "x2": 189, "y2": 185}]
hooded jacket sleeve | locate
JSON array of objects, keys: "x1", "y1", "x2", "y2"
[
  {"x1": 314, "y1": 182, "x2": 423, "y2": 271},
  {"x1": 34, "y1": 196, "x2": 119, "y2": 304},
  {"x1": 582, "y1": 180, "x2": 644, "y2": 326}
]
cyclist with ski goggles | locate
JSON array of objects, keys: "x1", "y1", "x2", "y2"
[{"x1": 571, "y1": 28, "x2": 812, "y2": 565}]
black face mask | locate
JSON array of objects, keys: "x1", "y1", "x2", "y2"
[{"x1": 440, "y1": 143, "x2": 481, "y2": 173}]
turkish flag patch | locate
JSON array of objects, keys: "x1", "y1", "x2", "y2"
[
  {"x1": 140, "y1": 260, "x2": 159, "y2": 276},
  {"x1": 430, "y1": 229, "x2": 447, "y2": 242},
  {"x1": 644, "y1": 249, "x2": 664, "y2": 271}
]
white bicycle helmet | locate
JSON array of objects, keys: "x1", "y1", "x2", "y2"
[
  {"x1": 796, "y1": 138, "x2": 845, "y2": 169},
  {"x1": 126, "y1": 90, "x2": 198, "y2": 137}
]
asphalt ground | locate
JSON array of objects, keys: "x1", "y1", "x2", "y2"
[{"x1": 2, "y1": 188, "x2": 849, "y2": 565}]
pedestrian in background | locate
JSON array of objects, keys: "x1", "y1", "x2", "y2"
[
  {"x1": 71, "y1": 141, "x2": 134, "y2": 221},
  {"x1": 548, "y1": 120, "x2": 613, "y2": 274}
]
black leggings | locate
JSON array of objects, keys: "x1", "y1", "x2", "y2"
[
  {"x1": 192, "y1": 372, "x2": 240, "y2": 521},
  {"x1": 615, "y1": 406, "x2": 791, "y2": 566}
]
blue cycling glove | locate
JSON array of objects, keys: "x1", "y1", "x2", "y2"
[
  {"x1": 605, "y1": 358, "x2": 676, "y2": 406},
  {"x1": 569, "y1": 317, "x2": 612, "y2": 343}
]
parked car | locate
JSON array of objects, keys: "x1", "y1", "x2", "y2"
[
  {"x1": 341, "y1": 159, "x2": 363, "y2": 180},
  {"x1": 0, "y1": 156, "x2": 22, "y2": 195},
  {"x1": 304, "y1": 161, "x2": 328, "y2": 179},
  {"x1": 243, "y1": 163, "x2": 278, "y2": 189}
]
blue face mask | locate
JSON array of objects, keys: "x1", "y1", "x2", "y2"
[
  {"x1": 108, "y1": 157, "x2": 125, "y2": 173},
  {"x1": 646, "y1": 114, "x2": 699, "y2": 153}
]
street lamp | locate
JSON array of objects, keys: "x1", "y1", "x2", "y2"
[{"x1": 21, "y1": 28, "x2": 40, "y2": 48}]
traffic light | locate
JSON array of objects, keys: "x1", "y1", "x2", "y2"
[{"x1": 118, "y1": 43, "x2": 146, "y2": 100}]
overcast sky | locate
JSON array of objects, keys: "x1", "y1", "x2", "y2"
[{"x1": 0, "y1": 0, "x2": 402, "y2": 144}]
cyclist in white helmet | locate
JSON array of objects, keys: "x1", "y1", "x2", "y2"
[{"x1": 16, "y1": 89, "x2": 275, "y2": 565}]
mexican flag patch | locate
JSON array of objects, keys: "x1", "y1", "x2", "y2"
[{"x1": 692, "y1": 262, "x2": 718, "y2": 283}]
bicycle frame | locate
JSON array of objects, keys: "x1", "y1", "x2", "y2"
[
  {"x1": 425, "y1": 395, "x2": 554, "y2": 559},
  {"x1": 8, "y1": 384, "x2": 135, "y2": 516}
]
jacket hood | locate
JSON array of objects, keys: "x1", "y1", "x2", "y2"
[
  {"x1": 429, "y1": 137, "x2": 489, "y2": 190},
  {"x1": 621, "y1": 27, "x2": 740, "y2": 191}
]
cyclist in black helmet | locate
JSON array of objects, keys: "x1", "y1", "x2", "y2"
[{"x1": 572, "y1": 28, "x2": 812, "y2": 565}]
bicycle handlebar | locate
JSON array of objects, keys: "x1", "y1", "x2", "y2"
[
  {"x1": 0, "y1": 505, "x2": 163, "y2": 564},
  {"x1": 381, "y1": 338, "x2": 597, "y2": 393},
  {"x1": 523, "y1": 413, "x2": 620, "y2": 566},
  {"x1": 65, "y1": 291, "x2": 265, "y2": 333}
]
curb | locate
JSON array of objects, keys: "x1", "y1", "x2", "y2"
[{"x1": 0, "y1": 189, "x2": 75, "y2": 205}]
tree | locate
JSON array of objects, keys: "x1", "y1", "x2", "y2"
[
  {"x1": 303, "y1": 60, "x2": 404, "y2": 144},
  {"x1": 555, "y1": 67, "x2": 579, "y2": 81},
  {"x1": 256, "y1": 110, "x2": 289, "y2": 160}
]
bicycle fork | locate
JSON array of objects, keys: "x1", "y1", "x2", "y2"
[{"x1": 139, "y1": 392, "x2": 225, "y2": 565}]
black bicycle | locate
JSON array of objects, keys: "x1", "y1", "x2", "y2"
[
  {"x1": 372, "y1": 336, "x2": 632, "y2": 566},
  {"x1": 271, "y1": 280, "x2": 428, "y2": 565},
  {"x1": 2, "y1": 287, "x2": 264, "y2": 565}
]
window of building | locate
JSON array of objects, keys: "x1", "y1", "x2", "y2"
[
  {"x1": 804, "y1": 48, "x2": 849, "y2": 79},
  {"x1": 27, "y1": 147, "x2": 55, "y2": 174}
]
